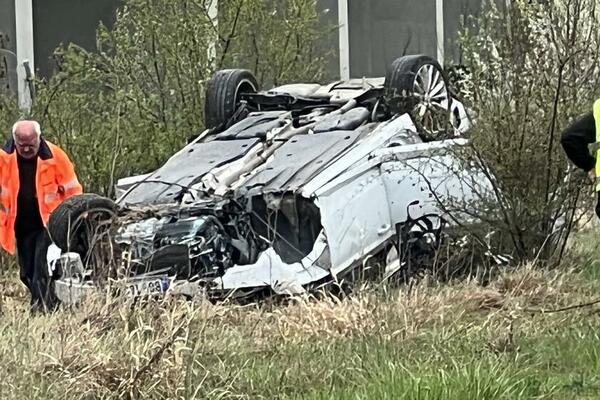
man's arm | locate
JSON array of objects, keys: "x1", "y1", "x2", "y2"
[
  {"x1": 560, "y1": 111, "x2": 596, "y2": 172},
  {"x1": 53, "y1": 146, "x2": 83, "y2": 197}
]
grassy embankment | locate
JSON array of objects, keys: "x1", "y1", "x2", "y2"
[{"x1": 1, "y1": 229, "x2": 600, "y2": 399}]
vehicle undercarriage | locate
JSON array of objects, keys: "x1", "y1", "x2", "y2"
[{"x1": 47, "y1": 54, "x2": 493, "y2": 304}]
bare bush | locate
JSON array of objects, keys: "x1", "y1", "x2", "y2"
[{"x1": 445, "y1": 0, "x2": 600, "y2": 265}]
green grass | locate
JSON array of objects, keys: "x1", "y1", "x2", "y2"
[
  {"x1": 193, "y1": 316, "x2": 600, "y2": 400},
  {"x1": 1, "y1": 239, "x2": 600, "y2": 399}
]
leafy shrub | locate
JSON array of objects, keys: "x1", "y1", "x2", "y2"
[{"x1": 20, "y1": 0, "x2": 331, "y2": 195}]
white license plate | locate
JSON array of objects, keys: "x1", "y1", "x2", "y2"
[{"x1": 127, "y1": 276, "x2": 169, "y2": 297}]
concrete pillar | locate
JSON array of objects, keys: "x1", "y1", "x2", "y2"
[
  {"x1": 15, "y1": 0, "x2": 34, "y2": 111},
  {"x1": 337, "y1": 0, "x2": 350, "y2": 80},
  {"x1": 435, "y1": 0, "x2": 444, "y2": 65}
]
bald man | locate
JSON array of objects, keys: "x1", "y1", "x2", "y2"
[{"x1": 0, "y1": 120, "x2": 82, "y2": 312}]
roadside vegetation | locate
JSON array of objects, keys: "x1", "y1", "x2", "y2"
[
  {"x1": 1, "y1": 0, "x2": 334, "y2": 195},
  {"x1": 446, "y1": 0, "x2": 600, "y2": 267},
  {"x1": 0, "y1": 227, "x2": 600, "y2": 399}
]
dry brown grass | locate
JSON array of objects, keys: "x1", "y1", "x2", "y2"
[{"x1": 0, "y1": 260, "x2": 595, "y2": 399}]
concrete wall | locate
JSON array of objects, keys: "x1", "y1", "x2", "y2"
[
  {"x1": 317, "y1": 0, "x2": 340, "y2": 81},
  {"x1": 33, "y1": 0, "x2": 122, "y2": 77},
  {"x1": 444, "y1": 0, "x2": 491, "y2": 63},
  {"x1": 3, "y1": 0, "x2": 492, "y2": 88},
  {"x1": 0, "y1": 0, "x2": 17, "y2": 93},
  {"x1": 348, "y1": 0, "x2": 438, "y2": 78},
  {"x1": 347, "y1": 0, "x2": 488, "y2": 78}
]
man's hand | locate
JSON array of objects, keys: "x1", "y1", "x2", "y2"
[{"x1": 588, "y1": 168, "x2": 596, "y2": 184}]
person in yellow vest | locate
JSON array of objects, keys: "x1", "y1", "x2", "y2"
[
  {"x1": 0, "y1": 120, "x2": 82, "y2": 312},
  {"x1": 561, "y1": 100, "x2": 600, "y2": 217}
]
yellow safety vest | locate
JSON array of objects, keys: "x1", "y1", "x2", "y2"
[{"x1": 594, "y1": 99, "x2": 600, "y2": 191}]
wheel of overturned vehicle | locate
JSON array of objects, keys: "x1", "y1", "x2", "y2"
[
  {"x1": 394, "y1": 214, "x2": 449, "y2": 283},
  {"x1": 48, "y1": 194, "x2": 118, "y2": 280},
  {"x1": 384, "y1": 55, "x2": 453, "y2": 141},
  {"x1": 204, "y1": 69, "x2": 259, "y2": 129}
]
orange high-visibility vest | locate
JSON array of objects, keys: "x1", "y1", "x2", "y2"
[{"x1": 0, "y1": 138, "x2": 83, "y2": 254}]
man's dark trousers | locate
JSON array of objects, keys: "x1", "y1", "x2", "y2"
[{"x1": 16, "y1": 229, "x2": 56, "y2": 311}]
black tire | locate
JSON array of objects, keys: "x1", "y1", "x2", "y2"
[
  {"x1": 384, "y1": 55, "x2": 452, "y2": 140},
  {"x1": 48, "y1": 193, "x2": 117, "y2": 253},
  {"x1": 204, "y1": 69, "x2": 259, "y2": 129}
]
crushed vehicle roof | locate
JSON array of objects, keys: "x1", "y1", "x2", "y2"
[{"x1": 49, "y1": 54, "x2": 488, "y2": 304}]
